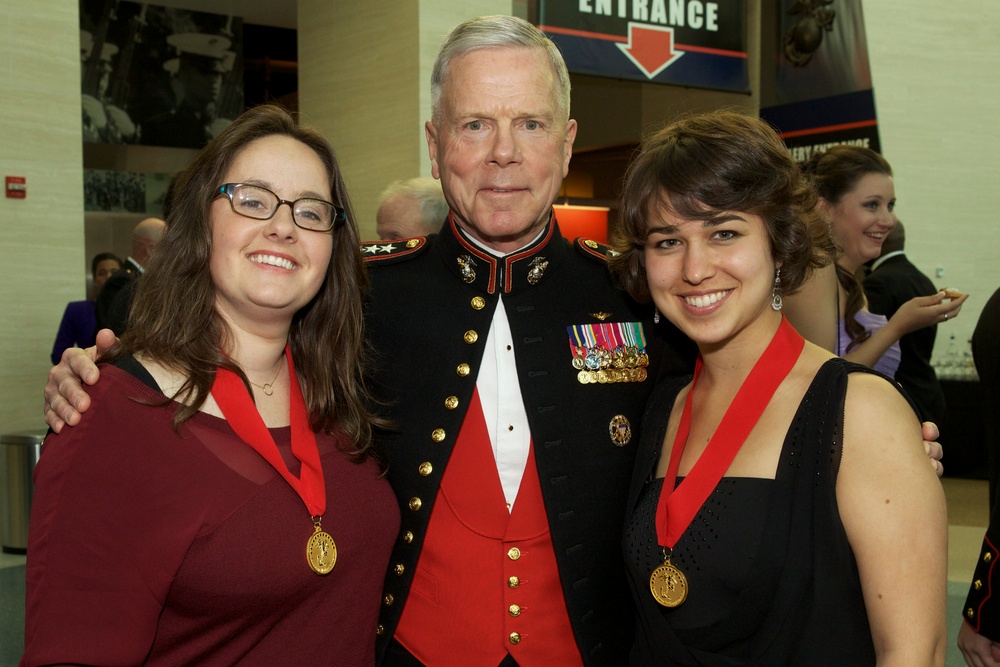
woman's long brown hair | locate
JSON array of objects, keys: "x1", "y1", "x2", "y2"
[{"x1": 106, "y1": 104, "x2": 385, "y2": 465}]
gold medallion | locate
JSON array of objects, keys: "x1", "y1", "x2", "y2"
[
  {"x1": 307, "y1": 524, "x2": 337, "y2": 575},
  {"x1": 649, "y1": 560, "x2": 688, "y2": 607},
  {"x1": 578, "y1": 370, "x2": 591, "y2": 384}
]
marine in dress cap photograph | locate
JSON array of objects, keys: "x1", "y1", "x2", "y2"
[{"x1": 79, "y1": 0, "x2": 244, "y2": 148}]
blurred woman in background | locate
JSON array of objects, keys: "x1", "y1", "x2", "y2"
[{"x1": 785, "y1": 145, "x2": 966, "y2": 378}]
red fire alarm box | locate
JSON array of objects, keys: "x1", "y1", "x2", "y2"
[{"x1": 5, "y1": 176, "x2": 26, "y2": 199}]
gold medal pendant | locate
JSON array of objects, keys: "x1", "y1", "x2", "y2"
[
  {"x1": 306, "y1": 520, "x2": 337, "y2": 575},
  {"x1": 650, "y1": 554, "x2": 688, "y2": 607}
]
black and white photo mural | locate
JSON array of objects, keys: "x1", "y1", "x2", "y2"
[{"x1": 80, "y1": 0, "x2": 244, "y2": 148}]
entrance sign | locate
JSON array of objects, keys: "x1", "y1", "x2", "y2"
[{"x1": 537, "y1": 1, "x2": 749, "y2": 93}]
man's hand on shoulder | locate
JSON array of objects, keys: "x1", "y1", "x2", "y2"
[{"x1": 43, "y1": 329, "x2": 116, "y2": 432}]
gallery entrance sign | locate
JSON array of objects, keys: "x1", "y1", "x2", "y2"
[{"x1": 538, "y1": 0, "x2": 749, "y2": 93}]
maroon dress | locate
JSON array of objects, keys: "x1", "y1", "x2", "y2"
[{"x1": 23, "y1": 364, "x2": 399, "y2": 666}]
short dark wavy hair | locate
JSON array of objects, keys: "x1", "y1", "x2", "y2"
[{"x1": 610, "y1": 110, "x2": 830, "y2": 303}]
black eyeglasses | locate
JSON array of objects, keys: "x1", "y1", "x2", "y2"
[{"x1": 215, "y1": 183, "x2": 347, "y2": 232}]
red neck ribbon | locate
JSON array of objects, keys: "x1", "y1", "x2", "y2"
[
  {"x1": 211, "y1": 346, "x2": 326, "y2": 518},
  {"x1": 655, "y1": 316, "x2": 804, "y2": 548}
]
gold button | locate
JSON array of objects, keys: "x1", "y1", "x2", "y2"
[
  {"x1": 509, "y1": 604, "x2": 521, "y2": 617},
  {"x1": 509, "y1": 632, "x2": 521, "y2": 645},
  {"x1": 986, "y1": 552, "x2": 993, "y2": 563},
  {"x1": 585, "y1": 239, "x2": 599, "y2": 249},
  {"x1": 457, "y1": 363, "x2": 471, "y2": 377},
  {"x1": 406, "y1": 239, "x2": 419, "y2": 248},
  {"x1": 507, "y1": 547, "x2": 521, "y2": 560},
  {"x1": 464, "y1": 330, "x2": 479, "y2": 344},
  {"x1": 376, "y1": 624, "x2": 384, "y2": 636},
  {"x1": 409, "y1": 497, "x2": 422, "y2": 511},
  {"x1": 431, "y1": 428, "x2": 446, "y2": 442},
  {"x1": 402, "y1": 531, "x2": 414, "y2": 544},
  {"x1": 975, "y1": 579, "x2": 983, "y2": 590},
  {"x1": 394, "y1": 563, "x2": 405, "y2": 576},
  {"x1": 384, "y1": 594, "x2": 394, "y2": 606},
  {"x1": 968, "y1": 607, "x2": 975, "y2": 618},
  {"x1": 471, "y1": 296, "x2": 486, "y2": 310},
  {"x1": 444, "y1": 396, "x2": 459, "y2": 410},
  {"x1": 508, "y1": 576, "x2": 520, "y2": 589},
  {"x1": 418, "y1": 462, "x2": 433, "y2": 476}
]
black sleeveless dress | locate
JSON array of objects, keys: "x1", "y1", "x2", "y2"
[{"x1": 622, "y1": 358, "x2": 904, "y2": 666}]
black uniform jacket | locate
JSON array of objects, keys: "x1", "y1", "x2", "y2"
[
  {"x1": 963, "y1": 287, "x2": 1000, "y2": 640},
  {"x1": 363, "y1": 215, "x2": 694, "y2": 665}
]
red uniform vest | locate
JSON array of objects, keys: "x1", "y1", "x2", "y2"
[{"x1": 394, "y1": 389, "x2": 582, "y2": 666}]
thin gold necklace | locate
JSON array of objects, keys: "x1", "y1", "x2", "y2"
[{"x1": 249, "y1": 361, "x2": 283, "y2": 397}]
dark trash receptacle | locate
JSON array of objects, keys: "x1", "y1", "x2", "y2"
[{"x1": 1, "y1": 431, "x2": 46, "y2": 554}]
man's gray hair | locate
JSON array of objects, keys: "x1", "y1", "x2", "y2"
[
  {"x1": 378, "y1": 177, "x2": 449, "y2": 232},
  {"x1": 430, "y1": 15, "x2": 572, "y2": 124}
]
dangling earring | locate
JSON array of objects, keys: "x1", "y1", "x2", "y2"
[
  {"x1": 653, "y1": 307, "x2": 661, "y2": 324},
  {"x1": 771, "y1": 268, "x2": 783, "y2": 311}
]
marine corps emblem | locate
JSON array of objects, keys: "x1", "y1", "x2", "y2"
[
  {"x1": 783, "y1": 0, "x2": 835, "y2": 67},
  {"x1": 457, "y1": 255, "x2": 477, "y2": 283}
]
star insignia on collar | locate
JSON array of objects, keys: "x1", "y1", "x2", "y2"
[
  {"x1": 379, "y1": 243, "x2": 397, "y2": 253},
  {"x1": 590, "y1": 312, "x2": 612, "y2": 321},
  {"x1": 361, "y1": 244, "x2": 380, "y2": 254}
]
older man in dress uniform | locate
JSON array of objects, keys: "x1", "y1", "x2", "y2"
[{"x1": 364, "y1": 15, "x2": 692, "y2": 666}]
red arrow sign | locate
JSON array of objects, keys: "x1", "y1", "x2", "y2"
[{"x1": 617, "y1": 23, "x2": 684, "y2": 79}]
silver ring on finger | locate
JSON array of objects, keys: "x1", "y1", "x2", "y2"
[{"x1": 943, "y1": 313, "x2": 949, "y2": 320}]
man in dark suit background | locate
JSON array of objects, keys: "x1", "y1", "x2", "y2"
[
  {"x1": 863, "y1": 220, "x2": 946, "y2": 423},
  {"x1": 95, "y1": 217, "x2": 165, "y2": 335}
]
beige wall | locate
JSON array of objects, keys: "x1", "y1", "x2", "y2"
[
  {"x1": 865, "y1": 1, "x2": 1000, "y2": 361},
  {"x1": 0, "y1": 0, "x2": 83, "y2": 433},
  {"x1": 299, "y1": 0, "x2": 513, "y2": 240}
]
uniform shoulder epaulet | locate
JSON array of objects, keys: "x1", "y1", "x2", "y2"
[
  {"x1": 360, "y1": 237, "x2": 428, "y2": 264},
  {"x1": 574, "y1": 237, "x2": 621, "y2": 264}
]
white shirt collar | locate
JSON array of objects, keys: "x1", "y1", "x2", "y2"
[{"x1": 871, "y1": 250, "x2": 904, "y2": 272}]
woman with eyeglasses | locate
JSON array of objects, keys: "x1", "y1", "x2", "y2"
[{"x1": 22, "y1": 105, "x2": 399, "y2": 665}]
